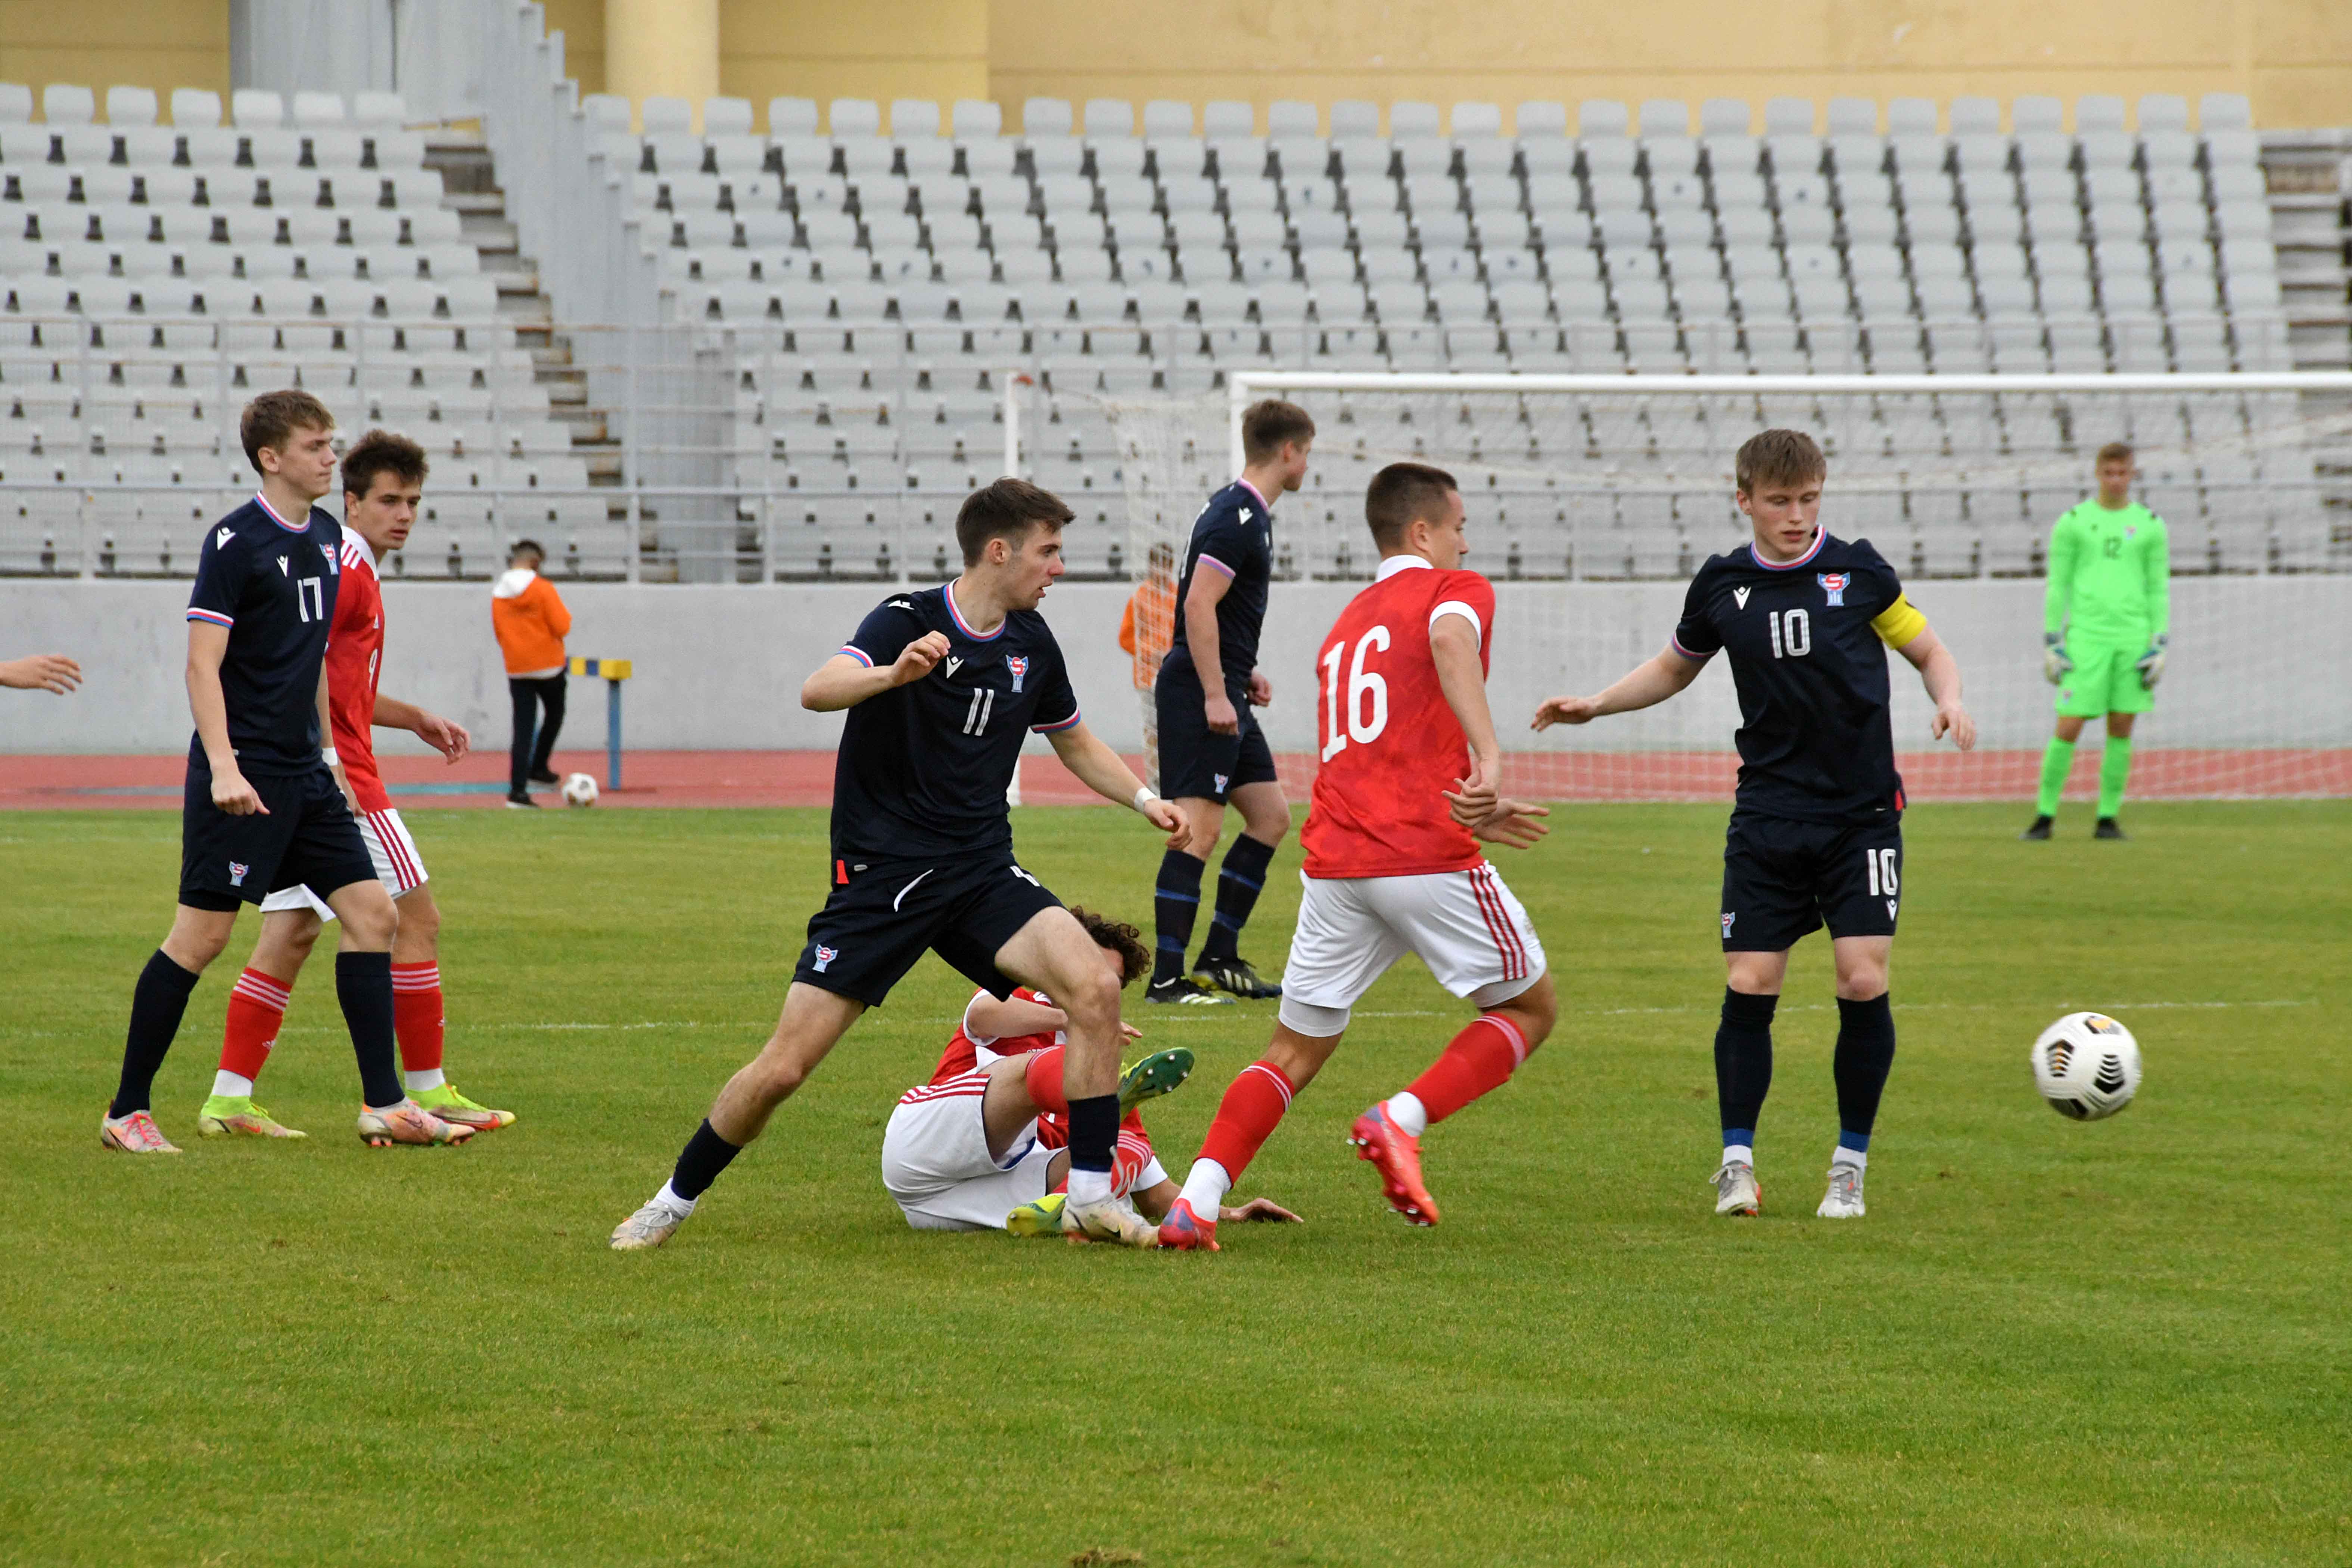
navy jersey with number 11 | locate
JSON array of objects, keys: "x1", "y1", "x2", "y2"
[
  {"x1": 1671, "y1": 531, "x2": 1929, "y2": 825},
  {"x1": 830, "y1": 585, "x2": 1082, "y2": 860}
]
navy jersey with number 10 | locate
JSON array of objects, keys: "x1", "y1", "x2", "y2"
[
  {"x1": 830, "y1": 585, "x2": 1082, "y2": 859},
  {"x1": 1671, "y1": 531, "x2": 1928, "y2": 825}
]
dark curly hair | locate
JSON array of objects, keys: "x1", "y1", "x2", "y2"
[{"x1": 1068, "y1": 906, "x2": 1150, "y2": 986}]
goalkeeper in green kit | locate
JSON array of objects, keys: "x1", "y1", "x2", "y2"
[{"x1": 2022, "y1": 442, "x2": 2170, "y2": 841}]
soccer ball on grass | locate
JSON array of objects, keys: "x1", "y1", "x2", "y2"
[
  {"x1": 2030, "y1": 1012, "x2": 2141, "y2": 1120},
  {"x1": 560, "y1": 772, "x2": 600, "y2": 808}
]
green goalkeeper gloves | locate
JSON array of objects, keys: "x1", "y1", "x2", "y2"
[
  {"x1": 2136, "y1": 635, "x2": 2169, "y2": 690},
  {"x1": 2043, "y1": 633, "x2": 2072, "y2": 686}
]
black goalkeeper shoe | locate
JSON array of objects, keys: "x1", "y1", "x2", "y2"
[
  {"x1": 1146, "y1": 976, "x2": 1234, "y2": 1007},
  {"x1": 2020, "y1": 815, "x2": 2054, "y2": 840},
  {"x1": 1193, "y1": 955, "x2": 1282, "y2": 1000},
  {"x1": 2094, "y1": 816, "x2": 2128, "y2": 840}
]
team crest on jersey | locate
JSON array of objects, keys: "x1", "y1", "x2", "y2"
[
  {"x1": 320, "y1": 541, "x2": 338, "y2": 574},
  {"x1": 228, "y1": 861, "x2": 249, "y2": 887},
  {"x1": 1214, "y1": 773, "x2": 1229, "y2": 794},
  {"x1": 1817, "y1": 572, "x2": 1850, "y2": 606},
  {"x1": 1005, "y1": 655, "x2": 1029, "y2": 693},
  {"x1": 812, "y1": 945, "x2": 837, "y2": 973},
  {"x1": 1722, "y1": 912, "x2": 1736, "y2": 938}
]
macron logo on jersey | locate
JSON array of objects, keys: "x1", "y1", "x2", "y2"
[
  {"x1": 889, "y1": 599, "x2": 914, "y2": 612},
  {"x1": 1733, "y1": 587, "x2": 1752, "y2": 610},
  {"x1": 277, "y1": 556, "x2": 290, "y2": 576},
  {"x1": 216, "y1": 526, "x2": 234, "y2": 548},
  {"x1": 945, "y1": 656, "x2": 965, "y2": 679}
]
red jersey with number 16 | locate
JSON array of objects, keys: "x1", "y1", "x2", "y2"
[
  {"x1": 323, "y1": 536, "x2": 391, "y2": 812},
  {"x1": 1300, "y1": 558, "x2": 1497, "y2": 880}
]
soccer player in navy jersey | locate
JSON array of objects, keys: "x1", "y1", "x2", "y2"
[
  {"x1": 100, "y1": 391, "x2": 470, "y2": 1154},
  {"x1": 1535, "y1": 430, "x2": 1976, "y2": 1221},
  {"x1": 612, "y1": 479, "x2": 1189, "y2": 1251},
  {"x1": 1147, "y1": 399, "x2": 1315, "y2": 1005}
]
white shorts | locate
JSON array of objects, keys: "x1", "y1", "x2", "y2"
[
  {"x1": 880, "y1": 1069, "x2": 1055, "y2": 1231},
  {"x1": 1277, "y1": 863, "x2": 1546, "y2": 1036},
  {"x1": 259, "y1": 806, "x2": 429, "y2": 919}
]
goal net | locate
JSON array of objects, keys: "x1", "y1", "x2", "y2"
[{"x1": 1095, "y1": 373, "x2": 2352, "y2": 802}]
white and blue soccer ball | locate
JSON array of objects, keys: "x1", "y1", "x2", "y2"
[
  {"x1": 560, "y1": 772, "x2": 600, "y2": 808},
  {"x1": 2031, "y1": 1012, "x2": 2141, "y2": 1120}
]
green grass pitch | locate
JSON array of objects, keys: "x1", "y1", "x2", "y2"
[{"x1": 2, "y1": 802, "x2": 2347, "y2": 1567}]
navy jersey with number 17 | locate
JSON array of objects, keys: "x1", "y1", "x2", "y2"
[
  {"x1": 1671, "y1": 531, "x2": 1928, "y2": 825},
  {"x1": 830, "y1": 584, "x2": 1082, "y2": 859},
  {"x1": 183, "y1": 494, "x2": 346, "y2": 775}
]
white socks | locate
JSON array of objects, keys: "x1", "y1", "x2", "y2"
[
  {"x1": 211, "y1": 1070, "x2": 255, "y2": 1099},
  {"x1": 1067, "y1": 1167, "x2": 1115, "y2": 1207},
  {"x1": 1385, "y1": 1092, "x2": 1429, "y2": 1137},
  {"x1": 1721, "y1": 1142, "x2": 1755, "y2": 1168},
  {"x1": 1832, "y1": 1145, "x2": 1868, "y2": 1170},
  {"x1": 1177, "y1": 1158, "x2": 1233, "y2": 1217},
  {"x1": 404, "y1": 1067, "x2": 447, "y2": 1093},
  {"x1": 653, "y1": 1179, "x2": 696, "y2": 1217}
]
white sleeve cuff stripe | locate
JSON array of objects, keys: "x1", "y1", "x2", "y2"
[
  {"x1": 187, "y1": 609, "x2": 234, "y2": 627},
  {"x1": 838, "y1": 645, "x2": 875, "y2": 667},
  {"x1": 1195, "y1": 554, "x2": 1236, "y2": 579},
  {"x1": 1429, "y1": 600, "x2": 1483, "y2": 648}
]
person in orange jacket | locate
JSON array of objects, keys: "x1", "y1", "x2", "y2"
[
  {"x1": 1119, "y1": 542, "x2": 1177, "y2": 788},
  {"x1": 491, "y1": 540, "x2": 572, "y2": 808}
]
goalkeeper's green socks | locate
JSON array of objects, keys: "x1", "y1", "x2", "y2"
[
  {"x1": 2035, "y1": 735, "x2": 2076, "y2": 818},
  {"x1": 2099, "y1": 734, "x2": 2133, "y2": 819}
]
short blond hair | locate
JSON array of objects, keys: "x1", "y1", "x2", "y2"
[{"x1": 1735, "y1": 429, "x2": 1826, "y2": 494}]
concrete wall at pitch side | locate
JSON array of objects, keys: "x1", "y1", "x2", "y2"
[{"x1": 4, "y1": 576, "x2": 2346, "y2": 761}]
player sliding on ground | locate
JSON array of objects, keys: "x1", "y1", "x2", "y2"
[
  {"x1": 102, "y1": 392, "x2": 468, "y2": 1152},
  {"x1": 2022, "y1": 442, "x2": 2171, "y2": 841},
  {"x1": 1160, "y1": 463, "x2": 1558, "y2": 1251},
  {"x1": 1146, "y1": 399, "x2": 1316, "y2": 1006},
  {"x1": 199, "y1": 430, "x2": 513, "y2": 1141},
  {"x1": 1534, "y1": 430, "x2": 1976, "y2": 1221},
  {"x1": 612, "y1": 480, "x2": 1191, "y2": 1251},
  {"x1": 880, "y1": 906, "x2": 1298, "y2": 1235}
]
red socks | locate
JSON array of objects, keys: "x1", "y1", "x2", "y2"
[
  {"x1": 1022, "y1": 1045, "x2": 1068, "y2": 1116},
  {"x1": 389, "y1": 962, "x2": 444, "y2": 1075},
  {"x1": 220, "y1": 968, "x2": 292, "y2": 1083},
  {"x1": 1404, "y1": 1014, "x2": 1528, "y2": 1126},
  {"x1": 1114, "y1": 1113, "x2": 1153, "y2": 1196},
  {"x1": 1197, "y1": 1060, "x2": 1296, "y2": 1184}
]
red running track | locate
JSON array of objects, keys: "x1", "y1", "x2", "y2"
[{"x1": 4, "y1": 748, "x2": 2346, "y2": 809}]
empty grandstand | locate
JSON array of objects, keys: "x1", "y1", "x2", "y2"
[{"x1": 4, "y1": 3, "x2": 2348, "y2": 588}]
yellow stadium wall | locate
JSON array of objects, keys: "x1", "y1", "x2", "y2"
[
  {"x1": 0, "y1": 0, "x2": 229, "y2": 102},
  {"x1": 1, "y1": 0, "x2": 2346, "y2": 129}
]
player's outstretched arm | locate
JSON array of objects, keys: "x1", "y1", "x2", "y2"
[
  {"x1": 0, "y1": 653, "x2": 81, "y2": 694},
  {"x1": 373, "y1": 694, "x2": 471, "y2": 762},
  {"x1": 1532, "y1": 645, "x2": 1706, "y2": 731},
  {"x1": 801, "y1": 633, "x2": 949, "y2": 712},
  {"x1": 1044, "y1": 721, "x2": 1188, "y2": 844},
  {"x1": 1896, "y1": 624, "x2": 1976, "y2": 751},
  {"x1": 186, "y1": 623, "x2": 265, "y2": 816}
]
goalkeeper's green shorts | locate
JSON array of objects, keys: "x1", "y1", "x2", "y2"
[{"x1": 2055, "y1": 639, "x2": 2157, "y2": 717}]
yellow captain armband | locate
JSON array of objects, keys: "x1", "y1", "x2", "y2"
[{"x1": 1871, "y1": 595, "x2": 1928, "y2": 649}]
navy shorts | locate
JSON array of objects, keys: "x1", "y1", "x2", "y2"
[
  {"x1": 179, "y1": 763, "x2": 377, "y2": 912},
  {"x1": 793, "y1": 850, "x2": 1064, "y2": 1007},
  {"x1": 1719, "y1": 810, "x2": 1904, "y2": 952},
  {"x1": 1154, "y1": 660, "x2": 1278, "y2": 805}
]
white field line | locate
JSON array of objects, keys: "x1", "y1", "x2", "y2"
[{"x1": 171, "y1": 996, "x2": 2309, "y2": 1042}]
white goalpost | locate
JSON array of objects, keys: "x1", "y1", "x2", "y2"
[{"x1": 1086, "y1": 370, "x2": 2352, "y2": 803}]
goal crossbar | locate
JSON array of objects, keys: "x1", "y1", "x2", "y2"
[{"x1": 1222, "y1": 370, "x2": 2352, "y2": 472}]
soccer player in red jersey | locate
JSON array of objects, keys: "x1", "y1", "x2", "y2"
[
  {"x1": 1160, "y1": 464, "x2": 1556, "y2": 1250},
  {"x1": 878, "y1": 908, "x2": 1297, "y2": 1235},
  {"x1": 197, "y1": 430, "x2": 513, "y2": 1142}
]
